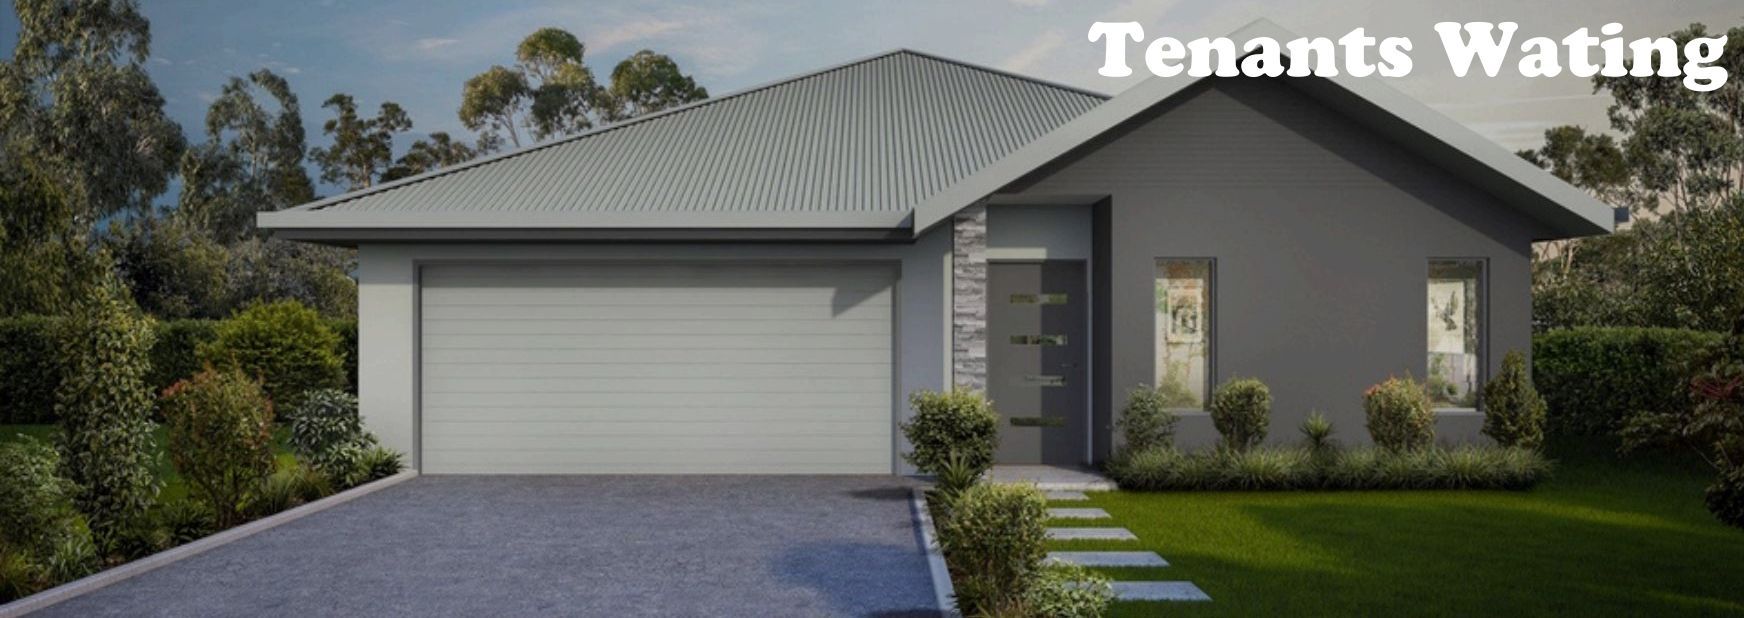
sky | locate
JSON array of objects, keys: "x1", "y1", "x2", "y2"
[{"x1": 3, "y1": 0, "x2": 1741, "y2": 197}]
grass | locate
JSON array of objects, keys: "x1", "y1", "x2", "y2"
[
  {"x1": 1048, "y1": 438, "x2": 1744, "y2": 617},
  {"x1": 0, "y1": 423, "x2": 299, "y2": 504}
]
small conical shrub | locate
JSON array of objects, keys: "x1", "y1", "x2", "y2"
[{"x1": 1481, "y1": 350, "x2": 1547, "y2": 450}]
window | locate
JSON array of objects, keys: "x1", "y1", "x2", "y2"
[
  {"x1": 1427, "y1": 260, "x2": 1484, "y2": 409},
  {"x1": 1155, "y1": 260, "x2": 1211, "y2": 409}
]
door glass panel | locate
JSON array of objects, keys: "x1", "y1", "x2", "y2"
[
  {"x1": 1009, "y1": 335, "x2": 1068, "y2": 346},
  {"x1": 1155, "y1": 260, "x2": 1211, "y2": 409}
]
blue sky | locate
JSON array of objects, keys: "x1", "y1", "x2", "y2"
[{"x1": 3, "y1": 0, "x2": 1739, "y2": 198}]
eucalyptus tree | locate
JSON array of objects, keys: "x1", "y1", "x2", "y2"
[
  {"x1": 599, "y1": 50, "x2": 709, "y2": 122},
  {"x1": 310, "y1": 93, "x2": 413, "y2": 192},
  {"x1": 178, "y1": 69, "x2": 314, "y2": 242},
  {"x1": 383, "y1": 132, "x2": 485, "y2": 182}
]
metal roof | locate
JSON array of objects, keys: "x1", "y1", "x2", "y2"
[{"x1": 259, "y1": 49, "x2": 1107, "y2": 233}]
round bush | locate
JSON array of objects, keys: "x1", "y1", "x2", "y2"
[
  {"x1": 1365, "y1": 376, "x2": 1436, "y2": 452},
  {"x1": 0, "y1": 437, "x2": 83, "y2": 557},
  {"x1": 935, "y1": 483, "x2": 1048, "y2": 616},
  {"x1": 1481, "y1": 350, "x2": 1547, "y2": 449},
  {"x1": 1210, "y1": 378, "x2": 1271, "y2": 451},
  {"x1": 162, "y1": 367, "x2": 277, "y2": 528},
  {"x1": 1117, "y1": 385, "x2": 1181, "y2": 453},
  {"x1": 1708, "y1": 465, "x2": 1744, "y2": 530},
  {"x1": 286, "y1": 389, "x2": 364, "y2": 459},
  {"x1": 901, "y1": 389, "x2": 999, "y2": 476},
  {"x1": 199, "y1": 300, "x2": 345, "y2": 409}
]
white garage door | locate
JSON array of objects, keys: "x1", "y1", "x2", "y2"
[{"x1": 419, "y1": 262, "x2": 895, "y2": 474}]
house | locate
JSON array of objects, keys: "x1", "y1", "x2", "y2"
[{"x1": 259, "y1": 21, "x2": 1611, "y2": 474}]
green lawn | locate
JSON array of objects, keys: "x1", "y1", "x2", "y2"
[
  {"x1": 1050, "y1": 439, "x2": 1744, "y2": 617},
  {"x1": 1, "y1": 423, "x2": 298, "y2": 504}
]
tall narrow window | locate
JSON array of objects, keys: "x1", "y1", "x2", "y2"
[
  {"x1": 1155, "y1": 260, "x2": 1211, "y2": 409},
  {"x1": 1427, "y1": 260, "x2": 1484, "y2": 409}
]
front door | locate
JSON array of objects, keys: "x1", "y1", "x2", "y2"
[{"x1": 987, "y1": 261, "x2": 1088, "y2": 465}]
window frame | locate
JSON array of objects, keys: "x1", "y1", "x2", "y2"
[
  {"x1": 1152, "y1": 257, "x2": 1216, "y2": 412},
  {"x1": 1426, "y1": 257, "x2": 1488, "y2": 411}
]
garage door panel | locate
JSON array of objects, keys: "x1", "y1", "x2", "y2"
[
  {"x1": 422, "y1": 318, "x2": 890, "y2": 336},
  {"x1": 424, "y1": 347, "x2": 889, "y2": 365},
  {"x1": 420, "y1": 262, "x2": 895, "y2": 474},
  {"x1": 422, "y1": 406, "x2": 890, "y2": 424},
  {"x1": 423, "y1": 362, "x2": 890, "y2": 380}
]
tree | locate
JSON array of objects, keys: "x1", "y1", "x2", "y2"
[
  {"x1": 459, "y1": 28, "x2": 707, "y2": 147},
  {"x1": 178, "y1": 69, "x2": 313, "y2": 242},
  {"x1": 382, "y1": 132, "x2": 485, "y2": 182},
  {"x1": 599, "y1": 50, "x2": 709, "y2": 122},
  {"x1": 309, "y1": 94, "x2": 412, "y2": 192}
]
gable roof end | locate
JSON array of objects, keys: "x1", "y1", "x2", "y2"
[{"x1": 909, "y1": 19, "x2": 1615, "y2": 239}]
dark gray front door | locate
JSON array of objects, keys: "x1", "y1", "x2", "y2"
[{"x1": 988, "y1": 261, "x2": 1088, "y2": 465}]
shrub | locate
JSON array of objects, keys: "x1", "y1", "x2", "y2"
[
  {"x1": 0, "y1": 316, "x2": 60, "y2": 424},
  {"x1": 155, "y1": 499, "x2": 216, "y2": 547},
  {"x1": 199, "y1": 300, "x2": 345, "y2": 409},
  {"x1": 935, "y1": 483, "x2": 1048, "y2": 616},
  {"x1": 41, "y1": 533, "x2": 97, "y2": 584},
  {"x1": 1482, "y1": 350, "x2": 1547, "y2": 449},
  {"x1": 54, "y1": 280, "x2": 160, "y2": 552},
  {"x1": 246, "y1": 464, "x2": 333, "y2": 519},
  {"x1": 1107, "y1": 444, "x2": 1550, "y2": 491},
  {"x1": 1023, "y1": 564, "x2": 1113, "y2": 618},
  {"x1": 1209, "y1": 378, "x2": 1271, "y2": 451},
  {"x1": 342, "y1": 445, "x2": 406, "y2": 488},
  {"x1": 1707, "y1": 465, "x2": 1744, "y2": 530},
  {"x1": 161, "y1": 367, "x2": 277, "y2": 528},
  {"x1": 328, "y1": 318, "x2": 358, "y2": 392},
  {"x1": 147, "y1": 319, "x2": 220, "y2": 396},
  {"x1": 1534, "y1": 327, "x2": 1719, "y2": 435},
  {"x1": 1300, "y1": 411, "x2": 1336, "y2": 452},
  {"x1": 931, "y1": 450, "x2": 982, "y2": 508},
  {"x1": 1364, "y1": 376, "x2": 1435, "y2": 452},
  {"x1": 901, "y1": 389, "x2": 999, "y2": 477},
  {"x1": 0, "y1": 551, "x2": 40, "y2": 601},
  {"x1": 0, "y1": 438, "x2": 83, "y2": 557},
  {"x1": 1117, "y1": 385, "x2": 1181, "y2": 453},
  {"x1": 286, "y1": 389, "x2": 400, "y2": 488}
]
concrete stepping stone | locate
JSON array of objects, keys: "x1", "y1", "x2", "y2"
[
  {"x1": 1112, "y1": 581, "x2": 1211, "y2": 602},
  {"x1": 1044, "y1": 490, "x2": 1090, "y2": 501},
  {"x1": 1045, "y1": 527, "x2": 1137, "y2": 541},
  {"x1": 1046, "y1": 551, "x2": 1169, "y2": 567},
  {"x1": 1047, "y1": 508, "x2": 1111, "y2": 519}
]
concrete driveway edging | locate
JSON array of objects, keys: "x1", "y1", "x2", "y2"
[
  {"x1": 911, "y1": 488, "x2": 959, "y2": 617},
  {"x1": 0, "y1": 470, "x2": 419, "y2": 618}
]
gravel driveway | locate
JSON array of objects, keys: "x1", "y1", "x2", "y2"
[{"x1": 34, "y1": 476, "x2": 942, "y2": 617}]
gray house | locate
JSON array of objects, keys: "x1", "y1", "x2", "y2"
[{"x1": 261, "y1": 21, "x2": 1610, "y2": 474}]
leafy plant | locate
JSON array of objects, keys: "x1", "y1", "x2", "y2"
[
  {"x1": 901, "y1": 389, "x2": 999, "y2": 477},
  {"x1": 1300, "y1": 411, "x2": 1336, "y2": 453},
  {"x1": 199, "y1": 299, "x2": 345, "y2": 409},
  {"x1": 54, "y1": 279, "x2": 160, "y2": 553},
  {"x1": 1364, "y1": 376, "x2": 1436, "y2": 452},
  {"x1": 246, "y1": 464, "x2": 332, "y2": 519},
  {"x1": 1707, "y1": 465, "x2": 1744, "y2": 529},
  {"x1": 1117, "y1": 385, "x2": 1182, "y2": 453},
  {"x1": 155, "y1": 499, "x2": 215, "y2": 547},
  {"x1": 161, "y1": 366, "x2": 277, "y2": 528},
  {"x1": 1022, "y1": 564, "x2": 1113, "y2": 618},
  {"x1": 1209, "y1": 378, "x2": 1271, "y2": 451},
  {"x1": 934, "y1": 483, "x2": 1048, "y2": 616},
  {"x1": 931, "y1": 450, "x2": 982, "y2": 507},
  {"x1": 286, "y1": 389, "x2": 401, "y2": 489},
  {"x1": 0, "y1": 438, "x2": 84, "y2": 558},
  {"x1": 1482, "y1": 350, "x2": 1548, "y2": 449},
  {"x1": 1534, "y1": 327, "x2": 1717, "y2": 435},
  {"x1": 1620, "y1": 309, "x2": 1744, "y2": 528},
  {"x1": 1105, "y1": 444, "x2": 1550, "y2": 491}
]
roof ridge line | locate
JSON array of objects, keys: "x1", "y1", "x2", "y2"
[
  {"x1": 295, "y1": 49, "x2": 921, "y2": 212},
  {"x1": 891, "y1": 48, "x2": 1111, "y2": 101}
]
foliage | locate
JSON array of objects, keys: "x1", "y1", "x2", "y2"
[
  {"x1": 0, "y1": 316, "x2": 60, "y2": 423},
  {"x1": 1534, "y1": 327, "x2": 1719, "y2": 435},
  {"x1": 107, "y1": 217, "x2": 231, "y2": 319},
  {"x1": 934, "y1": 482, "x2": 1048, "y2": 616},
  {"x1": 459, "y1": 65, "x2": 534, "y2": 148},
  {"x1": 900, "y1": 389, "x2": 999, "y2": 477},
  {"x1": 1707, "y1": 465, "x2": 1744, "y2": 529},
  {"x1": 1300, "y1": 411, "x2": 1336, "y2": 453},
  {"x1": 161, "y1": 367, "x2": 276, "y2": 528},
  {"x1": 342, "y1": 445, "x2": 405, "y2": 488},
  {"x1": 224, "y1": 238, "x2": 358, "y2": 319},
  {"x1": 148, "y1": 319, "x2": 220, "y2": 395},
  {"x1": 245, "y1": 463, "x2": 331, "y2": 520},
  {"x1": 154, "y1": 498, "x2": 214, "y2": 547},
  {"x1": 931, "y1": 450, "x2": 982, "y2": 508},
  {"x1": 1364, "y1": 376, "x2": 1435, "y2": 452},
  {"x1": 1117, "y1": 384, "x2": 1181, "y2": 453},
  {"x1": 1209, "y1": 377, "x2": 1271, "y2": 451},
  {"x1": 1021, "y1": 564, "x2": 1113, "y2": 618},
  {"x1": 598, "y1": 50, "x2": 709, "y2": 122},
  {"x1": 0, "y1": 437, "x2": 83, "y2": 557},
  {"x1": 177, "y1": 68, "x2": 313, "y2": 242},
  {"x1": 1105, "y1": 444, "x2": 1551, "y2": 491},
  {"x1": 309, "y1": 93, "x2": 412, "y2": 191},
  {"x1": 1481, "y1": 350, "x2": 1548, "y2": 449},
  {"x1": 286, "y1": 389, "x2": 400, "y2": 488},
  {"x1": 200, "y1": 300, "x2": 346, "y2": 409},
  {"x1": 53, "y1": 279, "x2": 160, "y2": 553},
  {"x1": 382, "y1": 131, "x2": 484, "y2": 182}
]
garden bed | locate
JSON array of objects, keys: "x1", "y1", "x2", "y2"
[{"x1": 1104, "y1": 445, "x2": 1550, "y2": 492}]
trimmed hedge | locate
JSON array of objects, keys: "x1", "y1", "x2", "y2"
[
  {"x1": 0, "y1": 315, "x2": 357, "y2": 424},
  {"x1": 1105, "y1": 445, "x2": 1551, "y2": 491},
  {"x1": 1533, "y1": 327, "x2": 1721, "y2": 435}
]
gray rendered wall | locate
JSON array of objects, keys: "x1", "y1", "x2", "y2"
[{"x1": 1013, "y1": 77, "x2": 1552, "y2": 455}]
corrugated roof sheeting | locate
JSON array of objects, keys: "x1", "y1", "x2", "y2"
[{"x1": 310, "y1": 51, "x2": 1106, "y2": 215}]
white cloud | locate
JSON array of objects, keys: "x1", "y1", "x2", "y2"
[
  {"x1": 1001, "y1": 31, "x2": 1065, "y2": 72},
  {"x1": 590, "y1": 19, "x2": 685, "y2": 52},
  {"x1": 416, "y1": 37, "x2": 460, "y2": 52},
  {"x1": 150, "y1": 56, "x2": 172, "y2": 66}
]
